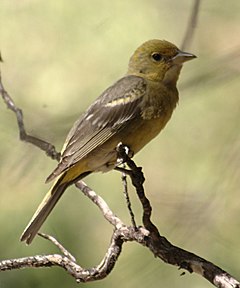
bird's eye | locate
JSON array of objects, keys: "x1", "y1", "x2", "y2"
[{"x1": 151, "y1": 52, "x2": 163, "y2": 62}]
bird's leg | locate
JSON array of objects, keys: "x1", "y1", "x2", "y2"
[
  {"x1": 114, "y1": 142, "x2": 134, "y2": 173},
  {"x1": 115, "y1": 142, "x2": 134, "y2": 167}
]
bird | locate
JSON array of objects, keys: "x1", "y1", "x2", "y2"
[{"x1": 20, "y1": 39, "x2": 196, "y2": 244}]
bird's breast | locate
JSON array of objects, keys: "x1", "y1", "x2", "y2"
[
  {"x1": 87, "y1": 85, "x2": 178, "y2": 172},
  {"x1": 118, "y1": 84, "x2": 178, "y2": 154},
  {"x1": 123, "y1": 109, "x2": 174, "y2": 154}
]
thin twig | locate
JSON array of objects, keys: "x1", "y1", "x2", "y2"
[
  {"x1": 75, "y1": 180, "x2": 124, "y2": 228},
  {"x1": 0, "y1": 70, "x2": 60, "y2": 161},
  {"x1": 120, "y1": 165, "x2": 137, "y2": 229},
  {"x1": 116, "y1": 144, "x2": 160, "y2": 239},
  {"x1": 38, "y1": 233, "x2": 76, "y2": 263},
  {"x1": 181, "y1": 0, "x2": 201, "y2": 50}
]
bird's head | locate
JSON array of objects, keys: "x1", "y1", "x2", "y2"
[{"x1": 128, "y1": 39, "x2": 196, "y2": 83}]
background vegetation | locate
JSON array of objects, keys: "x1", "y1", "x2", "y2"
[{"x1": 0, "y1": 0, "x2": 240, "y2": 287}]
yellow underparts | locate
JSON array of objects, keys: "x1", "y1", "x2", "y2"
[{"x1": 60, "y1": 109, "x2": 173, "y2": 185}]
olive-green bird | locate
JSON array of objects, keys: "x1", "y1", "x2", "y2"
[{"x1": 20, "y1": 39, "x2": 196, "y2": 244}]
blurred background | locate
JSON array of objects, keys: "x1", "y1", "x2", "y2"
[{"x1": 0, "y1": 0, "x2": 240, "y2": 287}]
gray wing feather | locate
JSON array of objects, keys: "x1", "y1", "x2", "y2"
[{"x1": 46, "y1": 75, "x2": 147, "y2": 182}]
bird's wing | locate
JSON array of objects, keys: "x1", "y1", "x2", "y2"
[{"x1": 46, "y1": 75, "x2": 147, "y2": 182}]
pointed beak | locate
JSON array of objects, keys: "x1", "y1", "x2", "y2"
[{"x1": 171, "y1": 50, "x2": 197, "y2": 65}]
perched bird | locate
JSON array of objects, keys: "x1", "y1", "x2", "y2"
[{"x1": 21, "y1": 39, "x2": 196, "y2": 244}]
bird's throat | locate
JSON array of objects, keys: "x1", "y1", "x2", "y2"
[{"x1": 163, "y1": 64, "x2": 182, "y2": 86}]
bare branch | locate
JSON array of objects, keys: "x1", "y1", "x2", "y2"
[
  {"x1": 38, "y1": 233, "x2": 76, "y2": 263},
  {"x1": 0, "y1": 70, "x2": 60, "y2": 161},
  {"x1": 0, "y1": 227, "x2": 148, "y2": 283},
  {"x1": 120, "y1": 165, "x2": 137, "y2": 229},
  {"x1": 115, "y1": 144, "x2": 160, "y2": 237},
  {"x1": 181, "y1": 0, "x2": 201, "y2": 50},
  {"x1": 75, "y1": 180, "x2": 124, "y2": 228},
  {"x1": 0, "y1": 217, "x2": 239, "y2": 287},
  {"x1": 115, "y1": 145, "x2": 240, "y2": 288}
]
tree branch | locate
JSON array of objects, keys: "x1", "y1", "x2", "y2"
[
  {"x1": 0, "y1": 71, "x2": 60, "y2": 161},
  {"x1": 0, "y1": 133, "x2": 239, "y2": 287},
  {"x1": 181, "y1": 0, "x2": 201, "y2": 50}
]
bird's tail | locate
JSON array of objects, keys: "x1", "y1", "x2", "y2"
[{"x1": 20, "y1": 172, "x2": 70, "y2": 244}]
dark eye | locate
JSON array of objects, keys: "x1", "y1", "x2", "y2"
[{"x1": 151, "y1": 52, "x2": 163, "y2": 62}]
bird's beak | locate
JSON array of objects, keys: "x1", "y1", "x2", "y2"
[{"x1": 171, "y1": 50, "x2": 197, "y2": 65}]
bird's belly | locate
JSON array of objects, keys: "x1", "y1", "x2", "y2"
[
  {"x1": 87, "y1": 113, "x2": 172, "y2": 172},
  {"x1": 122, "y1": 114, "x2": 171, "y2": 154}
]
